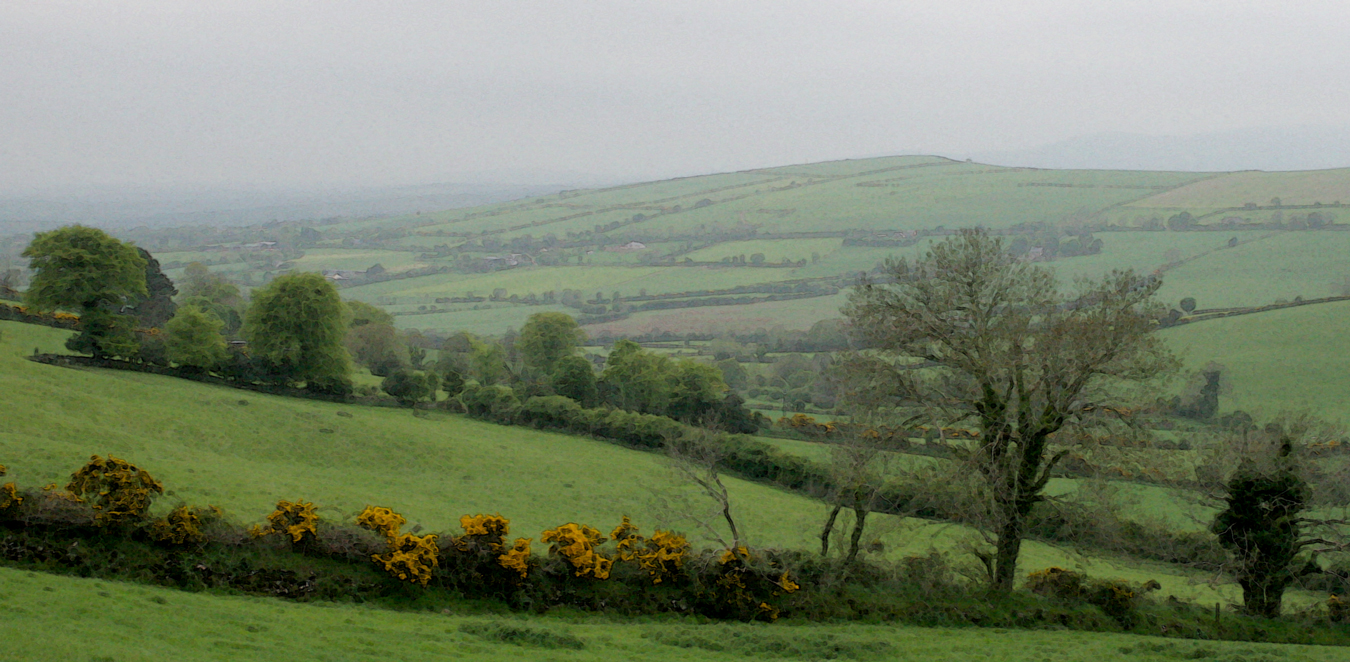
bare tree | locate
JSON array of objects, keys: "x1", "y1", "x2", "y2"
[
  {"x1": 843, "y1": 228, "x2": 1176, "y2": 592},
  {"x1": 818, "y1": 432, "x2": 891, "y2": 563},
  {"x1": 664, "y1": 429, "x2": 746, "y2": 555}
]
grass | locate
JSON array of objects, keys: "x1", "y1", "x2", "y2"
[
  {"x1": 7, "y1": 566, "x2": 1348, "y2": 662},
  {"x1": 1160, "y1": 299, "x2": 1350, "y2": 423},
  {"x1": 0, "y1": 320, "x2": 1296, "y2": 606}
]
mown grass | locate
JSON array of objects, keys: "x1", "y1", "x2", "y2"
[{"x1": 3, "y1": 567, "x2": 1347, "y2": 662}]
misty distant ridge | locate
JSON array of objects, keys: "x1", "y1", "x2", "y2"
[
  {"x1": 968, "y1": 126, "x2": 1350, "y2": 172},
  {"x1": 3, "y1": 126, "x2": 1349, "y2": 237}
]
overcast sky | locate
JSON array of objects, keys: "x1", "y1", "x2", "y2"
[{"x1": 3, "y1": 1, "x2": 1348, "y2": 193}]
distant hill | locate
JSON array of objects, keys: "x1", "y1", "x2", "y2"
[
  {"x1": 9, "y1": 155, "x2": 1350, "y2": 338},
  {"x1": 971, "y1": 126, "x2": 1350, "y2": 172}
]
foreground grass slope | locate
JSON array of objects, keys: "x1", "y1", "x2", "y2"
[{"x1": 3, "y1": 567, "x2": 1343, "y2": 662}]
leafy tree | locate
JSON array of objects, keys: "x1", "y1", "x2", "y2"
[
  {"x1": 601, "y1": 340, "x2": 671, "y2": 414},
  {"x1": 382, "y1": 370, "x2": 440, "y2": 406},
  {"x1": 750, "y1": 253, "x2": 766, "y2": 265},
  {"x1": 22, "y1": 225, "x2": 147, "y2": 359},
  {"x1": 128, "y1": 247, "x2": 177, "y2": 329},
  {"x1": 470, "y1": 338, "x2": 511, "y2": 385},
  {"x1": 345, "y1": 318, "x2": 407, "y2": 376},
  {"x1": 164, "y1": 304, "x2": 228, "y2": 371},
  {"x1": 715, "y1": 358, "x2": 748, "y2": 390},
  {"x1": 1212, "y1": 437, "x2": 1313, "y2": 617},
  {"x1": 244, "y1": 272, "x2": 352, "y2": 389},
  {"x1": 1180, "y1": 297, "x2": 1197, "y2": 313},
  {"x1": 441, "y1": 367, "x2": 466, "y2": 398},
  {"x1": 552, "y1": 354, "x2": 598, "y2": 406},
  {"x1": 843, "y1": 228, "x2": 1174, "y2": 592},
  {"x1": 180, "y1": 262, "x2": 241, "y2": 306},
  {"x1": 666, "y1": 360, "x2": 727, "y2": 422},
  {"x1": 346, "y1": 300, "x2": 394, "y2": 327},
  {"x1": 519, "y1": 312, "x2": 585, "y2": 373}
]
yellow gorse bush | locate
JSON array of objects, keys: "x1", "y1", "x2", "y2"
[
  {"x1": 459, "y1": 513, "x2": 510, "y2": 540},
  {"x1": 497, "y1": 537, "x2": 532, "y2": 579},
  {"x1": 375, "y1": 532, "x2": 440, "y2": 586},
  {"x1": 356, "y1": 505, "x2": 406, "y2": 541},
  {"x1": 542, "y1": 522, "x2": 613, "y2": 579},
  {"x1": 252, "y1": 499, "x2": 320, "y2": 543},
  {"x1": 67, "y1": 455, "x2": 163, "y2": 525},
  {"x1": 148, "y1": 505, "x2": 219, "y2": 545},
  {"x1": 0, "y1": 464, "x2": 20, "y2": 512},
  {"x1": 353, "y1": 505, "x2": 440, "y2": 585},
  {"x1": 610, "y1": 517, "x2": 690, "y2": 584},
  {"x1": 719, "y1": 546, "x2": 751, "y2": 564}
]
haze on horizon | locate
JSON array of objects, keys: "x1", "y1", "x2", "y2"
[{"x1": 3, "y1": 0, "x2": 1350, "y2": 196}]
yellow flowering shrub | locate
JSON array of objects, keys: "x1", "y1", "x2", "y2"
[
  {"x1": 148, "y1": 505, "x2": 221, "y2": 545},
  {"x1": 356, "y1": 505, "x2": 406, "y2": 541},
  {"x1": 542, "y1": 522, "x2": 612, "y2": 579},
  {"x1": 253, "y1": 499, "x2": 320, "y2": 543},
  {"x1": 497, "y1": 537, "x2": 532, "y2": 578},
  {"x1": 374, "y1": 532, "x2": 440, "y2": 586},
  {"x1": 609, "y1": 517, "x2": 689, "y2": 584},
  {"x1": 66, "y1": 455, "x2": 164, "y2": 525},
  {"x1": 460, "y1": 513, "x2": 510, "y2": 539},
  {"x1": 719, "y1": 546, "x2": 751, "y2": 564},
  {"x1": 1330, "y1": 595, "x2": 1348, "y2": 623},
  {"x1": 0, "y1": 464, "x2": 19, "y2": 512}
]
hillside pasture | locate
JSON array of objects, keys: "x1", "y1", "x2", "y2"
[
  {"x1": 0, "y1": 320, "x2": 1289, "y2": 606},
  {"x1": 1161, "y1": 299, "x2": 1350, "y2": 423},
  {"x1": 9, "y1": 568, "x2": 1347, "y2": 662}
]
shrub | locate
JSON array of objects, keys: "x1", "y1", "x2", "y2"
[
  {"x1": 0, "y1": 465, "x2": 18, "y2": 512},
  {"x1": 356, "y1": 505, "x2": 406, "y2": 541},
  {"x1": 460, "y1": 384, "x2": 521, "y2": 421},
  {"x1": 498, "y1": 537, "x2": 532, "y2": 579},
  {"x1": 542, "y1": 522, "x2": 613, "y2": 579},
  {"x1": 252, "y1": 499, "x2": 320, "y2": 544},
  {"x1": 375, "y1": 532, "x2": 440, "y2": 585},
  {"x1": 148, "y1": 505, "x2": 222, "y2": 546},
  {"x1": 611, "y1": 516, "x2": 689, "y2": 585},
  {"x1": 66, "y1": 455, "x2": 163, "y2": 525}
]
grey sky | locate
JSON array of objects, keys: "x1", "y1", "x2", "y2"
[{"x1": 3, "y1": 1, "x2": 1348, "y2": 192}]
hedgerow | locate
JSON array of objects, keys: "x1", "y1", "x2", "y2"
[{"x1": 1, "y1": 454, "x2": 1344, "y2": 642}]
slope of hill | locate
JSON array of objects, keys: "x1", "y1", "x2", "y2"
[{"x1": 0, "y1": 320, "x2": 1301, "y2": 606}]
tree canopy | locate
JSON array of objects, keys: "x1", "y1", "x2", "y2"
[
  {"x1": 518, "y1": 312, "x2": 585, "y2": 373},
  {"x1": 244, "y1": 272, "x2": 352, "y2": 389},
  {"x1": 22, "y1": 225, "x2": 146, "y2": 312},
  {"x1": 843, "y1": 228, "x2": 1175, "y2": 592}
]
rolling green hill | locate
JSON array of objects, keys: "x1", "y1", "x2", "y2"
[{"x1": 49, "y1": 155, "x2": 1345, "y2": 338}]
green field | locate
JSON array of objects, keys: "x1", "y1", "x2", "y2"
[
  {"x1": 0, "y1": 320, "x2": 1309, "y2": 607},
  {"x1": 12, "y1": 156, "x2": 1339, "y2": 339},
  {"x1": 10, "y1": 567, "x2": 1348, "y2": 662},
  {"x1": 1161, "y1": 300, "x2": 1350, "y2": 423}
]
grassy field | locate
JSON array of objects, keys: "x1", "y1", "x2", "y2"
[
  {"x1": 39, "y1": 156, "x2": 1343, "y2": 339},
  {"x1": 0, "y1": 320, "x2": 1293, "y2": 606},
  {"x1": 1161, "y1": 299, "x2": 1350, "y2": 423},
  {"x1": 9, "y1": 567, "x2": 1348, "y2": 662}
]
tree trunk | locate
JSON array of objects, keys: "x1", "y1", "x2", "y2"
[
  {"x1": 845, "y1": 508, "x2": 870, "y2": 564},
  {"x1": 992, "y1": 508, "x2": 1025, "y2": 593},
  {"x1": 1240, "y1": 576, "x2": 1286, "y2": 618},
  {"x1": 820, "y1": 504, "x2": 842, "y2": 557}
]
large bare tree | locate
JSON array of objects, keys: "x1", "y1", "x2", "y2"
[{"x1": 843, "y1": 228, "x2": 1175, "y2": 592}]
